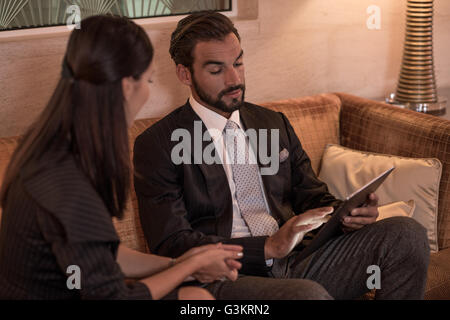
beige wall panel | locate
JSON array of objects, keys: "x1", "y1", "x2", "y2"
[{"x1": 0, "y1": 0, "x2": 449, "y2": 137}]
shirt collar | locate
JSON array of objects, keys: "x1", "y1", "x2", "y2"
[{"x1": 189, "y1": 95, "x2": 242, "y2": 140}]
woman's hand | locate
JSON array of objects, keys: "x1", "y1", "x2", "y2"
[{"x1": 178, "y1": 243, "x2": 243, "y2": 283}]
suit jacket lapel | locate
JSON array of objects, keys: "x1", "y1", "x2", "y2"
[
  {"x1": 239, "y1": 104, "x2": 281, "y2": 168},
  {"x1": 176, "y1": 101, "x2": 233, "y2": 237}
]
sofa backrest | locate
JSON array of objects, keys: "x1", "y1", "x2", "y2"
[
  {"x1": 0, "y1": 94, "x2": 342, "y2": 253},
  {"x1": 0, "y1": 136, "x2": 20, "y2": 218},
  {"x1": 261, "y1": 93, "x2": 341, "y2": 173}
]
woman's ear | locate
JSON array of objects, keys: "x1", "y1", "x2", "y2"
[
  {"x1": 176, "y1": 64, "x2": 192, "y2": 86},
  {"x1": 122, "y1": 76, "x2": 134, "y2": 103}
]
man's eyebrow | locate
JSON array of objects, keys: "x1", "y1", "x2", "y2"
[
  {"x1": 202, "y1": 50, "x2": 244, "y2": 68},
  {"x1": 235, "y1": 50, "x2": 244, "y2": 62}
]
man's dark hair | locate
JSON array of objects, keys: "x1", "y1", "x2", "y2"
[{"x1": 169, "y1": 11, "x2": 241, "y2": 70}]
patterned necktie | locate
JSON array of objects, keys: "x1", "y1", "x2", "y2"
[{"x1": 224, "y1": 120, "x2": 279, "y2": 236}]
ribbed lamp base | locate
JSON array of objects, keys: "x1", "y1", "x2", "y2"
[{"x1": 385, "y1": 92, "x2": 447, "y2": 116}]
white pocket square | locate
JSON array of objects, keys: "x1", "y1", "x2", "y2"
[{"x1": 279, "y1": 148, "x2": 289, "y2": 163}]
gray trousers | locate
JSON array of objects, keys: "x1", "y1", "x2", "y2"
[{"x1": 205, "y1": 217, "x2": 430, "y2": 300}]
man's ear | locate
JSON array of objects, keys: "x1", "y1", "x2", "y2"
[
  {"x1": 122, "y1": 76, "x2": 134, "y2": 103},
  {"x1": 176, "y1": 64, "x2": 192, "y2": 86}
]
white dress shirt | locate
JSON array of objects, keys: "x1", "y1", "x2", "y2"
[{"x1": 189, "y1": 96, "x2": 273, "y2": 239}]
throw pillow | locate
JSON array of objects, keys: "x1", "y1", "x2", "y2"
[
  {"x1": 318, "y1": 144, "x2": 442, "y2": 252},
  {"x1": 377, "y1": 200, "x2": 415, "y2": 221}
]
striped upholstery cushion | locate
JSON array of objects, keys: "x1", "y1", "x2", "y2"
[
  {"x1": 112, "y1": 118, "x2": 159, "y2": 253},
  {"x1": 260, "y1": 94, "x2": 341, "y2": 174},
  {"x1": 425, "y1": 250, "x2": 450, "y2": 299},
  {"x1": 0, "y1": 136, "x2": 20, "y2": 223}
]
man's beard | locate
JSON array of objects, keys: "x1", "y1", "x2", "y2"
[{"x1": 192, "y1": 76, "x2": 245, "y2": 114}]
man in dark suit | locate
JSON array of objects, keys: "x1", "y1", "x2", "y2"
[{"x1": 134, "y1": 12, "x2": 430, "y2": 299}]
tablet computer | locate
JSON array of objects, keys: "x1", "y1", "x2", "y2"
[{"x1": 291, "y1": 166, "x2": 395, "y2": 268}]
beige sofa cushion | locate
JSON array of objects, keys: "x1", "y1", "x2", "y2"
[{"x1": 318, "y1": 144, "x2": 442, "y2": 252}]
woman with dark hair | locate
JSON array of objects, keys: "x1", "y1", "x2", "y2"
[{"x1": 0, "y1": 15, "x2": 242, "y2": 300}]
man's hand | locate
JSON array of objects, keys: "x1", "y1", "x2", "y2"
[
  {"x1": 264, "y1": 207, "x2": 333, "y2": 260},
  {"x1": 341, "y1": 193, "x2": 379, "y2": 232}
]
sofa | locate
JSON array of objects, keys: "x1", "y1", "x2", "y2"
[{"x1": 0, "y1": 92, "x2": 449, "y2": 299}]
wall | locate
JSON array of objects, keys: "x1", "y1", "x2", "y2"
[
  {"x1": 0, "y1": 0, "x2": 449, "y2": 137},
  {"x1": 245, "y1": 0, "x2": 450, "y2": 104}
]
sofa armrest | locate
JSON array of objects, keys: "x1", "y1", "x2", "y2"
[{"x1": 335, "y1": 92, "x2": 450, "y2": 250}]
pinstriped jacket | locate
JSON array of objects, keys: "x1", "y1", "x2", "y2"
[{"x1": 0, "y1": 149, "x2": 151, "y2": 299}]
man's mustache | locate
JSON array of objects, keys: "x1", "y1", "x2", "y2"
[{"x1": 219, "y1": 84, "x2": 245, "y2": 98}]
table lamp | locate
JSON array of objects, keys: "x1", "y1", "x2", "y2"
[{"x1": 386, "y1": 0, "x2": 447, "y2": 115}]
